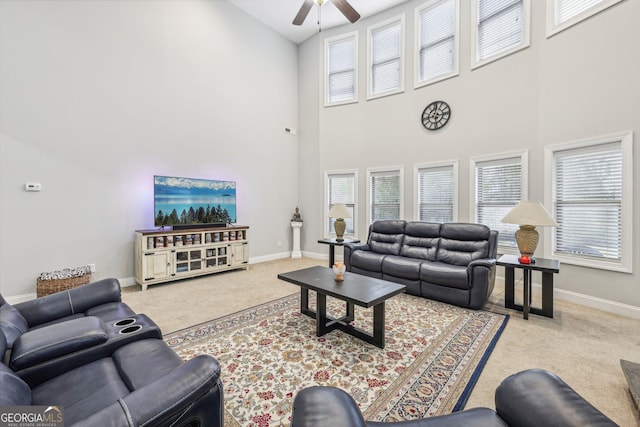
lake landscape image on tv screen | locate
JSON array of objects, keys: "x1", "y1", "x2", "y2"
[{"x1": 154, "y1": 176, "x2": 236, "y2": 226}]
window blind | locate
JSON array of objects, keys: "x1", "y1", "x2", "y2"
[
  {"x1": 475, "y1": 157, "x2": 522, "y2": 246},
  {"x1": 555, "y1": 0, "x2": 604, "y2": 24},
  {"x1": 327, "y1": 35, "x2": 356, "y2": 104},
  {"x1": 554, "y1": 142, "x2": 622, "y2": 260},
  {"x1": 476, "y1": 0, "x2": 524, "y2": 61},
  {"x1": 418, "y1": 0, "x2": 456, "y2": 83},
  {"x1": 328, "y1": 173, "x2": 355, "y2": 234},
  {"x1": 418, "y1": 165, "x2": 454, "y2": 222},
  {"x1": 370, "y1": 170, "x2": 401, "y2": 222},
  {"x1": 370, "y1": 20, "x2": 402, "y2": 96}
]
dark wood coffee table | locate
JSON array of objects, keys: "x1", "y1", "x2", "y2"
[{"x1": 277, "y1": 266, "x2": 406, "y2": 348}]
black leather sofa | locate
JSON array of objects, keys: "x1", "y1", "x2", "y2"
[
  {"x1": 0, "y1": 279, "x2": 223, "y2": 426},
  {"x1": 344, "y1": 221, "x2": 498, "y2": 309},
  {"x1": 290, "y1": 369, "x2": 618, "y2": 427}
]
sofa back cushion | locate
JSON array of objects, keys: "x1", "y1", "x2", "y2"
[
  {"x1": 0, "y1": 296, "x2": 29, "y2": 348},
  {"x1": 368, "y1": 220, "x2": 406, "y2": 255},
  {"x1": 400, "y1": 222, "x2": 441, "y2": 261},
  {"x1": 436, "y1": 223, "x2": 492, "y2": 266}
]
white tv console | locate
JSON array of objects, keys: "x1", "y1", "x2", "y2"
[{"x1": 134, "y1": 225, "x2": 249, "y2": 290}]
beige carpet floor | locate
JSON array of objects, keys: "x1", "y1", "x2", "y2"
[{"x1": 122, "y1": 257, "x2": 639, "y2": 426}]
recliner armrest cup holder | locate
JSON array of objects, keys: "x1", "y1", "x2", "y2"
[
  {"x1": 119, "y1": 325, "x2": 143, "y2": 334},
  {"x1": 114, "y1": 318, "x2": 136, "y2": 327}
]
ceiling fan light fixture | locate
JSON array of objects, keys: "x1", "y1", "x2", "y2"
[{"x1": 313, "y1": 0, "x2": 326, "y2": 5}]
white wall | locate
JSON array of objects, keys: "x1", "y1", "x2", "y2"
[
  {"x1": 298, "y1": 0, "x2": 640, "y2": 310},
  {"x1": 0, "y1": 0, "x2": 299, "y2": 296}
]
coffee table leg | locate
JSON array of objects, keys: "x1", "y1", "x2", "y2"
[
  {"x1": 345, "y1": 302, "x2": 354, "y2": 323},
  {"x1": 316, "y1": 292, "x2": 328, "y2": 336},
  {"x1": 372, "y1": 302, "x2": 385, "y2": 348}
]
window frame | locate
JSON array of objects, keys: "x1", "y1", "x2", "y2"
[
  {"x1": 546, "y1": 0, "x2": 625, "y2": 38},
  {"x1": 470, "y1": 150, "x2": 529, "y2": 253},
  {"x1": 366, "y1": 166, "x2": 405, "y2": 225},
  {"x1": 414, "y1": 0, "x2": 460, "y2": 89},
  {"x1": 324, "y1": 169, "x2": 359, "y2": 239},
  {"x1": 470, "y1": 0, "x2": 531, "y2": 70},
  {"x1": 544, "y1": 132, "x2": 633, "y2": 273},
  {"x1": 367, "y1": 15, "x2": 405, "y2": 100},
  {"x1": 414, "y1": 160, "x2": 459, "y2": 222},
  {"x1": 324, "y1": 31, "x2": 359, "y2": 107}
]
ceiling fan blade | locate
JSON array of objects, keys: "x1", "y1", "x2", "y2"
[
  {"x1": 332, "y1": 0, "x2": 361, "y2": 23},
  {"x1": 292, "y1": 0, "x2": 314, "y2": 25}
]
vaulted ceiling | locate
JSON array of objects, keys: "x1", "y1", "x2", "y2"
[{"x1": 227, "y1": 0, "x2": 410, "y2": 44}]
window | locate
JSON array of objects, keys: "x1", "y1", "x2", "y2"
[
  {"x1": 325, "y1": 32, "x2": 358, "y2": 106},
  {"x1": 325, "y1": 171, "x2": 357, "y2": 237},
  {"x1": 368, "y1": 16, "x2": 404, "y2": 99},
  {"x1": 471, "y1": 152, "x2": 528, "y2": 248},
  {"x1": 545, "y1": 132, "x2": 633, "y2": 272},
  {"x1": 367, "y1": 167, "x2": 404, "y2": 224},
  {"x1": 415, "y1": 0, "x2": 459, "y2": 88},
  {"x1": 415, "y1": 161, "x2": 458, "y2": 222},
  {"x1": 546, "y1": 0, "x2": 624, "y2": 37},
  {"x1": 471, "y1": 0, "x2": 530, "y2": 68}
]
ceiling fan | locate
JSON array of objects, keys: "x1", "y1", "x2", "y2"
[{"x1": 292, "y1": 0, "x2": 361, "y2": 26}]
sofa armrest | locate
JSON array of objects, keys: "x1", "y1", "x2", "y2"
[
  {"x1": 344, "y1": 243, "x2": 370, "y2": 272},
  {"x1": 74, "y1": 354, "x2": 222, "y2": 427},
  {"x1": 467, "y1": 258, "x2": 496, "y2": 288},
  {"x1": 495, "y1": 369, "x2": 617, "y2": 427},
  {"x1": 15, "y1": 278, "x2": 122, "y2": 327},
  {"x1": 10, "y1": 316, "x2": 108, "y2": 371},
  {"x1": 291, "y1": 386, "x2": 367, "y2": 427}
]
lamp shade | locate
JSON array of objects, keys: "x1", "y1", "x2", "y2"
[
  {"x1": 328, "y1": 203, "x2": 351, "y2": 219},
  {"x1": 501, "y1": 201, "x2": 558, "y2": 227}
]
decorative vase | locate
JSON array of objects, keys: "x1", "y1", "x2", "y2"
[{"x1": 333, "y1": 262, "x2": 346, "y2": 281}]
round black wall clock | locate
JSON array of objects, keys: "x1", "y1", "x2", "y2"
[{"x1": 421, "y1": 101, "x2": 451, "y2": 130}]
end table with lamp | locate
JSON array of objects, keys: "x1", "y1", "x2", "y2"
[
  {"x1": 318, "y1": 238, "x2": 360, "y2": 268},
  {"x1": 500, "y1": 201, "x2": 560, "y2": 319},
  {"x1": 322, "y1": 203, "x2": 358, "y2": 267}
]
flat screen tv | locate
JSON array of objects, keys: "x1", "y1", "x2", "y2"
[{"x1": 154, "y1": 175, "x2": 236, "y2": 229}]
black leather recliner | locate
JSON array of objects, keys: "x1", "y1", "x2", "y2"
[
  {"x1": 0, "y1": 331, "x2": 223, "y2": 426},
  {"x1": 290, "y1": 369, "x2": 617, "y2": 427},
  {"x1": 1, "y1": 278, "x2": 137, "y2": 350},
  {"x1": 0, "y1": 278, "x2": 224, "y2": 426}
]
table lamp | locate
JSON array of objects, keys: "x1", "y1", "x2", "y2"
[
  {"x1": 328, "y1": 203, "x2": 351, "y2": 242},
  {"x1": 501, "y1": 201, "x2": 558, "y2": 264}
]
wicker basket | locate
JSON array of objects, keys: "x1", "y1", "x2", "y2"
[{"x1": 36, "y1": 266, "x2": 92, "y2": 297}]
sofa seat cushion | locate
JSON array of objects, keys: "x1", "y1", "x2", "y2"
[
  {"x1": 420, "y1": 262, "x2": 468, "y2": 290},
  {"x1": 350, "y1": 251, "x2": 386, "y2": 273},
  {"x1": 382, "y1": 256, "x2": 422, "y2": 280},
  {"x1": 31, "y1": 358, "x2": 130, "y2": 426}
]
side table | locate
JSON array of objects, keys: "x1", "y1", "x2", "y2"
[
  {"x1": 496, "y1": 254, "x2": 560, "y2": 320},
  {"x1": 317, "y1": 238, "x2": 361, "y2": 268}
]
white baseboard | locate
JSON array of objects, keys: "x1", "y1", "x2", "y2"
[
  {"x1": 249, "y1": 252, "x2": 292, "y2": 264},
  {"x1": 496, "y1": 273, "x2": 640, "y2": 320},
  {"x1": 555, "y1": 288, "x2": 640, "y2": 319},
  {"x1": 302, "y1": 250, "x2": 327, "y2": 261},
  {"x1": 4, "y1": 293, "x2": 37, "y2": 304}
]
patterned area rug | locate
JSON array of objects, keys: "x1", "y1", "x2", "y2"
[{"x1": 165, "y1": 292, "x2": 508, "y2": 426}]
